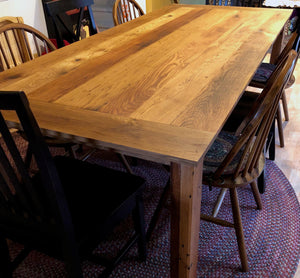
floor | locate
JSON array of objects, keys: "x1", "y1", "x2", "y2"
[
  {"x1": 276, "y1": 70, "x2": 300, "y2": 198},
  {"x1": 271, "y1": 57, "x2": 300, "y2": 277}
]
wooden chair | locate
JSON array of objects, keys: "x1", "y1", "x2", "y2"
[
  {"x1": 0, "y1": 23, "x2": 56, "y2": 71},
  {"x1": 206, "y1": 0, "x2": 237, "y2": 5},
  {"x1": 205, "y1": 0, "x2": 259, "y2": 7},
  {"x1": 205, "y1": 0, "x2": 250, "y2": 5},
  {"x1": 249, "y1": 30, "x2": 300, "y2": 147},
  {"x1": 0, "y1": 17, "x2": 23, "y2": 71},
  {"x1": 211, "y1": 35, "x2": 300, "y2": 196},
  {"x1": 201, "y1": 50, "x2": 297, "y2": 272},
  {"x1": 0, "y1": 16, "x2": 24, "y2": 27},
  {"x1": 43, "y1": 0, "x2": 98, "y2": 48},
  {"x1": 113, "y1": 0, "x2": 145, "y2": 26},
  {"x1": 0, "y1": 90, "x2": 146, "y2": 278},
  {"x1": 0, "y1": 23, "x2": 83, "y2": 163}
]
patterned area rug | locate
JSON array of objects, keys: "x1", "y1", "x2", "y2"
[{"x1": 7, "y1": 137, "x2": 300, "y2": 278}]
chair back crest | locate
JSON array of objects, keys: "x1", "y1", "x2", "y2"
[
  {"x1": 0, "y1": 17, "x2": 23, "y2": 70},
  {"x1": 113, "y1": 0, "x2": 145, "y2": 25},
  {"x1": 0, "y1": 16, "x2": 24, "y2": 28},
  {"x1": 275, "y1": 30, "x2": 299, "y2": 65},
  {"x1": 0, "y1": 23, "x2": 56, "y2": 71}
]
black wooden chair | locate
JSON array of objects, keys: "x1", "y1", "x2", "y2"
[
  {"x1": 0, "y1": 91, "x2": 146, "y2": 277},
  {"x1": 201, "y1": 50, "x2": 297, "y2": 272},
  {"x1": 43, "y1": 0, "x2": 98, "y2": 48}
]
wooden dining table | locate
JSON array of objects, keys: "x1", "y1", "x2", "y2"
[{"x1": 0, "y1": 4, "x2": 292, "y2": 277}]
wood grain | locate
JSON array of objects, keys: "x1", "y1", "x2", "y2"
[
  {"x1": 0, "y1": 6, "x2": 292, "y2": 160},
  {"x1": 171, "y1": 161, "x2": 203, "y2": 278},
  {"x1": 2, "y1": 100, "x2": 214, "y2": 165},
  {"x1": 0, "y1": 5, "x2": 291, "y2": 278}
]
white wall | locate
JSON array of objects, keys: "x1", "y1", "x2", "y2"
[
  {"x1": 0, "y1": 0, "x2": 48, "y2": 35},
  {"x1": 1, "y1": 0, "x2": 147, "y2": 35}
]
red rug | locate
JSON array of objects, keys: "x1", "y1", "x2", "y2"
[{"x1": 7, "y1": 141, "x2": 300, "y2": 278}]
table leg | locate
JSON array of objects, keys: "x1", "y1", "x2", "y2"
[{"x1": 170, "y1": 160, "x2": 203, "y2": 278}]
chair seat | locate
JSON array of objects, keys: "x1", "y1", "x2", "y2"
[
  {"x1": 32, "y1": 155, "x2": 145, "y2": 253},
  {"x1": 222, "y1": 91, "x2": 259, "y2": 132},
  {"x1": 204, "y1": 131, "x2": 243, "y2": 175},
  {"x1": 56, "y1": 156, "x2": 144, "y2": 230},
  {"x1": 252, "y1": 62, "x2": 296, "y2": 88},
  {"x1": 252, "y1": 63, "x2": 276, "y2": 84},
  {"x1": 35, "y1": 155, "x2": 145, "y2": 229}
]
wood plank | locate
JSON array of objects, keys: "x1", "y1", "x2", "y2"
[
  {"x1": 0, "y1": 6, "x2": 195, "y2": 92},
  {"x1": 0, "y1": 6, "x2": 290, "y2": 139},
  {"x1": 54, "y1": 8, "x2": 253, "y2": 110},
  {"x1": 2, "y1": 100, "x2": 214, "y2": 164}
]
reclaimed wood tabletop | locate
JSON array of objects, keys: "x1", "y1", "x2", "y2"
[{"x1": 0, "y1": 4, "x2": 292, "y2": 277}]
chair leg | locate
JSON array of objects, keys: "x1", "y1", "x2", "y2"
[
  {"x1": 212, "y1": 188, "x2": 228, "y2": 217},
  {"x1": 79, "y1": 148, "x2": 96, "y2": 161},
  {"x1": 257, "y1": 169, "x2": 265, "y2": 194},
  {"x1": 266, "y1": 120, "x2": 275, "y2": 161},
  {"x1": 250, "y1": 181, "x2": 262, "y2": 210},
  {"x1": 146, "y1": 177, "x2": 170, "y2": 241},
  {"x1": 133, "y1": 196, "x2": 147, "y2": 261},
  {"x1": 276, "y1": 106, "x2": 284, "y2": 148},
  {"x1": 0, "y1": 237, "x2": 12, "y2": 278},
  {"x1": 117, "y1": 153, "x2": 134, "y2": 174},
  {"x1": 65, "y1": 145, "x2": 77, "y2": 159},
  {"x1": 229, "y1": 188, "x2": 249, "y2": 272},
  {"x1": 281, "y1": 90, "x2": 289, "y2": 122},
  {"x1": 64, "y1": 258, "x2": 83, "y2": 278},
  {"x1": 24, "y1": 144, "x2": 33, "y2": 168},
  {"x1": 60, "y1": 234, "x2": 83, "y2": 278}
]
